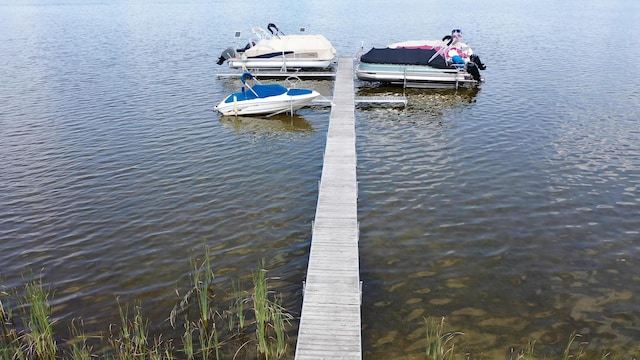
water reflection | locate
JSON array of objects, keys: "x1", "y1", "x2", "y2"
[
  {"x1": 405, "y1": 87, "x2": 479, "y2": 114},
  {"x1": 357, "y1": 85, "x2": 480, "y2": 118},
  {"x1": 217, "y1": 113, "x2": 314, "y2": 134}
]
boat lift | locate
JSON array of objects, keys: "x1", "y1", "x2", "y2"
[
  {"x1": 217, "y1": 59, "x2": 408, "y2": 108},
  {"x1": 216, "y1": 67, "x2": 337, "y2": 80},
  {"x1": 309, "y1": 95, "x2": 407, "y2": 107}
]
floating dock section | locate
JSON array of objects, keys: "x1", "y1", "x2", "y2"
[{"x1": 295, "y1": 57, "x2": 362, "y2": 359}]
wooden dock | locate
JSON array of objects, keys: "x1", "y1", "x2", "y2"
[{"x1": 294, "y1": 57, "x2": 362, "y2": 359}]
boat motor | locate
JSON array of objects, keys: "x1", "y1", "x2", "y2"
[
  {"x1": 470, "y1": 54, "x2": 486, "y2": 70},
  {"x1": 216, "y1": 47, "x2": 238, "y2": 65},
  {"x1": 466, "y1": 62, "x2": 482, "y2": 81}
]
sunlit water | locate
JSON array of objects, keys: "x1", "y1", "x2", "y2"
[{"x1": 1, "y1": 0, "x2": 639, "y2": 358}]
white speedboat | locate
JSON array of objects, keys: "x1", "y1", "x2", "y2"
[
  {"x1": 216, "y1": 23, "x2": 337, "y2": 71},
  {"x1": 214, "y1": 73, "x2": 320, "y2": 116},
  {"x1": 356, "y1": 29, "x2": 486, "y2": 88}
]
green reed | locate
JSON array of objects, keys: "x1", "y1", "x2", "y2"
[
  {"x1": 232, "y1": 279, "x2": 245, "y2": 330},
  {"x1": 67, "y1": 319, "x2": 92, "y2": 360},
  {"x1": 253, "y1": 266, "x2": 269, "y2": 357},
  {"x1": 510, "y1": 332, "x2": 617, "y2": 360},
  {"x1": 169, "y1": 252, "x2": 292, "y2": 359},
  {"x1": 5, "y1": 257, "x2": 635, "y2": 360},
  {"x1": 424, "y1": 317, "x2": 463, "y2": 360},
  {"x1": 0, "y1": 249, "x2": 293, "y2": 360},
  {"x1": 0, "y1": 277, "x2": 57, "y2": 360},
  {"x1": 514, "y1": 339, "x2": 537, "y2": 360},
  {"x1": 26, "y1": 278, "x2": 57, "y2": 360},
  {"x1": 170, "y1": 247, "x2": 223, "y2": 360},
  {"x1": 0, "y1": 291, "x2": 21, "y2": 360},
  {"x1": 427, "y1": 318, "x2": 621, "y2": 360},
  {"x1": 109, "y1": 300, "x2": 154, "y2": 359},
  {"x1": 234, "y1": 259, "x2": 292, "y2": 359}
]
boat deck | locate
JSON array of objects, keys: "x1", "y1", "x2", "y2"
[{"x1": 294, "y1": 57, "x2": 362, "y2": 360}]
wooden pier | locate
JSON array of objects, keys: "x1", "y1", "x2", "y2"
[{"x1": 294, "y1": 57, "x2": 362, "y2": 359}]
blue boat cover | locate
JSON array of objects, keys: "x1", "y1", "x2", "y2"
[
  {"x1": 225, "y1": 84, "x2": 288, "y2": 103},
  {"x1": 287, "y1": 88, "x2": 313, "y2": 96}
]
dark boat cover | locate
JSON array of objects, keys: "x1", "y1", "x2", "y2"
[{"x1": 360, "y1": 47, "x2": 449, "y2": 69}]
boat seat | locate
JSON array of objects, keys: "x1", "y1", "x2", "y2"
[
  {"x1": 225, "y1": 84, "x2": 288, "y2": 102},
  {"x1": 287, "y1": 88, "x2": 314, "y2": 96}
]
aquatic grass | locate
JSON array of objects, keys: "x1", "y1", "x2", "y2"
[
  {"x1": 0, "y1": 277, "x2": 57, "y2": 360},
  {"x1": 66, "y1": 319, "x2": 92, "y2": 360},
  {"x1": 510, "y1": 332, "x2": 605, "y2": 360},
  {"x1": 232, "y1": 280, "x2": 245, "y2": 331},
  {"x1": 180, "y1": 320, "x2": 194, "y2": 360},
  {"x1": 107, "y1": 298, "x2": 179, "y2": 360},
  {"x1": 249, "y1": 260, "x2": 293, "y2": 359},
  {"x1": 195, "y1": 249, "x2": 214, "y2": 332},
  {"x1": 24, "y1": 277, "x2": 57, "y2": 360},
  {"x1": 424, "y1": 317, "x2": 463, "y2": 360},
  {"x1": 188, "y1": 248, "x2": 222, "y2": 360},
  {"x1": 253, "y1": 266, "x2": 269, "y2": 358},
  {"x1": 108, "y1": 300, "x2": 150, "y2": 359},
  {"x1": 0, "y1": 291, "x2": 22, "y2": 360},
  {"x1": 169, "y1": 253, "x2": 293, "y2": 360},
  {"x1": 562, "y1": 333, "x2": 587, "y2": 360},
  {"x1": 513, "y1": 339, "x2": 537, "y2": 360},
  {"x1": 4, "y1": 260, "x2": 637, "y2": 359},
  {"x1": 170, "y1": 247, "x2": 224, "y2": 360},
  {"x1": 268, "y1": 293, "x2": 289, "y2": 359}
]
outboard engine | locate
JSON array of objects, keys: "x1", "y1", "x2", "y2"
[
  {"x1": 466, "y1": 62, "x2": 482, "y2": 81},
  {"x1": 216, "y1": 47, "x2": 237, "y2": 65},
  {"x1": 466, "y1": 54, "x2": 486, "y2": 81},
  {"x1": 470, "y1": 54, "x2": 486, "y2": 70}
]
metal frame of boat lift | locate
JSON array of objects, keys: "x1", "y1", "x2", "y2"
[
  {"x1": 216, "y1": 64, "x2": 408, "y2": 108},
  {"x1": 309, "y1": 96, "x2": 407, "y2": 107},
  {"x1": 216, "y1": 66, "x2": 337, "y2": 80},
  {"x1": 398, "y1": 66, "x2": 476, "y2": 90}
]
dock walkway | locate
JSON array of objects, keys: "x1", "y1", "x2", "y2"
[{"x1": 294, "y1": 57, "x2": 362, "y2": 359}]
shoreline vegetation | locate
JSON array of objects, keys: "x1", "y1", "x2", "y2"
[
  {"x1": 1, "y1": 248, "x2": 638, "y2": 359},
  {"x1": 1, "y1": 250, "x2": 292, "y2": 360}
]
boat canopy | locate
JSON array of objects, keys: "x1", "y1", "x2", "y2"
[
  {"x1": 245, "y1": 34, "x2": 336, "y2": 60},
  {"x1": 360, "y1": 48, "x2": 449, "y2": 69}
]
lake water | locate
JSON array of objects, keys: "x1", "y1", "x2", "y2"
[{"x1": 1, "y1": 0, "x2": 640, "y2": 358}]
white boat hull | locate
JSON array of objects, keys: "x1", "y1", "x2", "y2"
[
  {"x1": 214, "y1": 91, "x2": 320, "y2": 116},
  {"x1": 356, "y1": 63, "x2": 477, "y2": 88},
  {"x1": 227, "y1": 57, "x2": 334, "y2": 70}
]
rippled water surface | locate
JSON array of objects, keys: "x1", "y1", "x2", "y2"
[{"x1": 2, "y1": 0, "x2": 640, "y2": 358}]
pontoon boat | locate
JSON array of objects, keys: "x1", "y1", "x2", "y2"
[
  {"x1": 217, "y1": 23, "x2": 336, "y2": 71},
  {"x1": 356, "y1": 29, "x2": 486, "y2": 88}
]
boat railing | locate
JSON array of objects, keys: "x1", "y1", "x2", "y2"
[
  {"x1": 403, "y1": 66, "x2": 408, "y2": 88},
  {"x1": 399, "y1": 64, "x2": 475, "y2": 89},
  {"x1": 280, "y1": 52, "x2": 289, "y2": 72}
]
